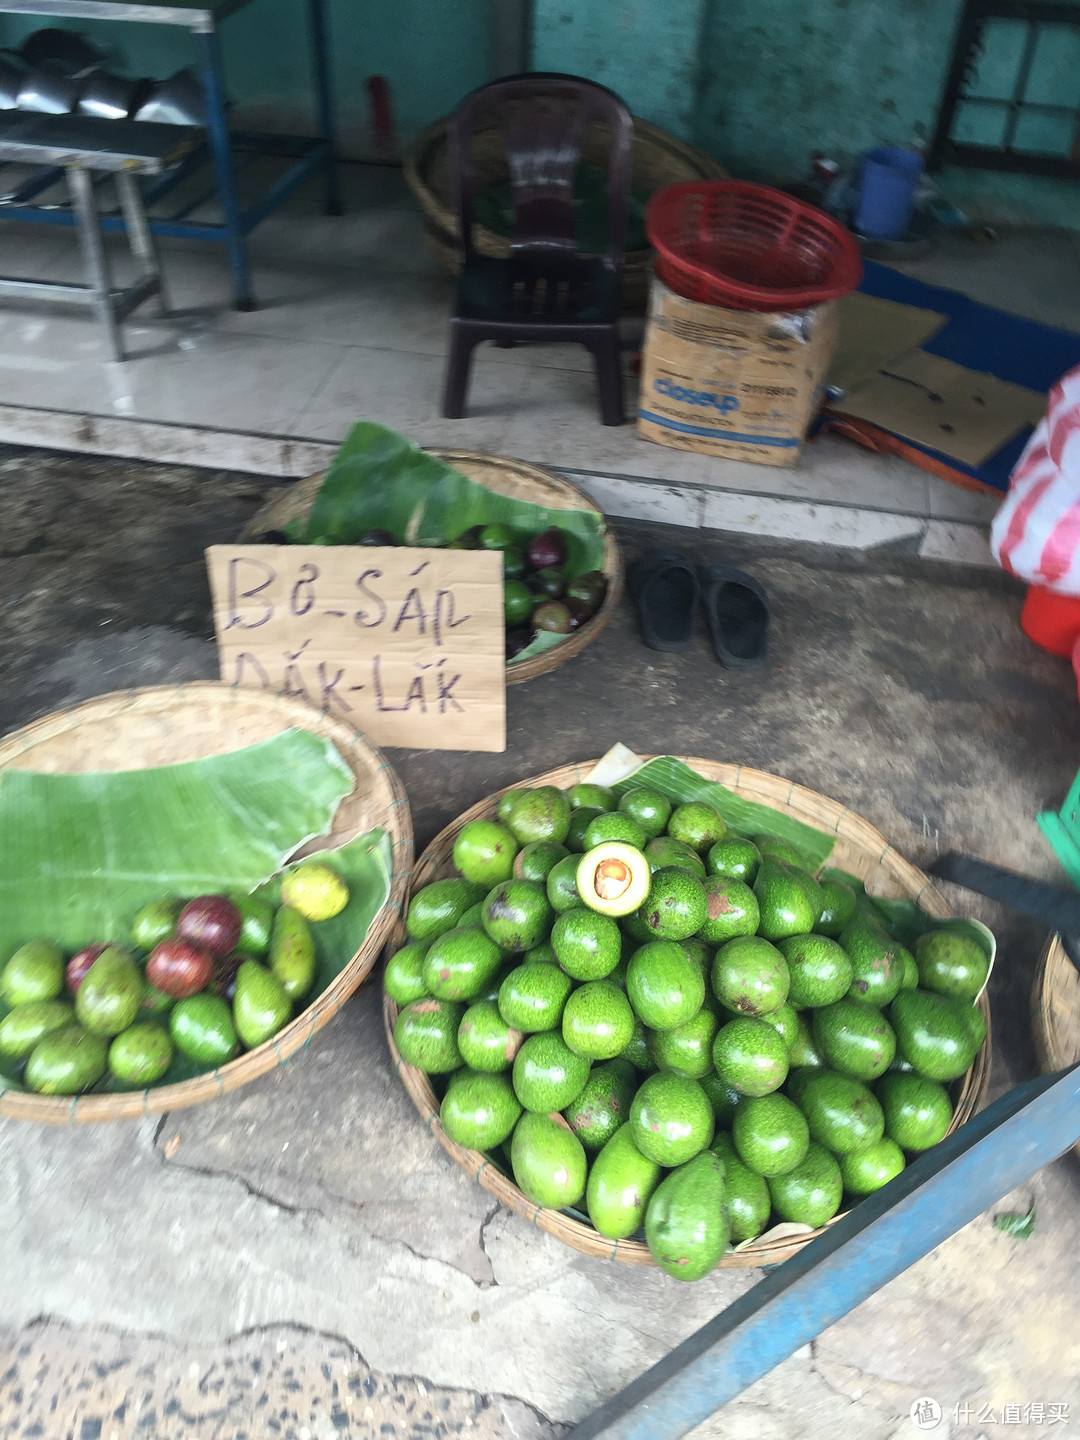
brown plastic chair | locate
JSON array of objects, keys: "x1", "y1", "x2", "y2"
[{"x1": 441, "y1": 72, "x2": 633, "y2": 427}]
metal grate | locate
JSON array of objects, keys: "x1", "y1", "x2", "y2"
[{"x1": 929, "y1": 0, "x2": 1080, "y2": 179}]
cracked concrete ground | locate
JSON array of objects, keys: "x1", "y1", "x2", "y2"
[{"x1": 1, "y1": 445, "x2": 1079, "y2": 1440}]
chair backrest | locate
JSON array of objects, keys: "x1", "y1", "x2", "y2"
[{"x1": 450, "y1": 72, "x2": 633, "y2": 269}]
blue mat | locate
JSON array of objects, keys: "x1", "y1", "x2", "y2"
[{"x1": 842, "y1": 260, "x2": 1080, "y2": 493}]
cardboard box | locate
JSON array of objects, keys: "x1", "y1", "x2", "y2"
[{"x1": 637, "y1": 279, "x2": 838, "y2": 467}]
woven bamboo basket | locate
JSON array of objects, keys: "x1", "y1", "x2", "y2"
[
  {"x1": 383, "y1": 756, "x2": 992, "y2": 1269},
  {"x1": 1031, "y1": 934, "x2": 1080, "y2": 1158},
  {"x1": 242, "y1": 450, "x2": 623, "y2": 686},
  {"x1": 403, "y1": 114, "x2": 727, "y2": 310},
  {"x1": 0, "y1": 683, "x2": 413, "y2": 1124}
]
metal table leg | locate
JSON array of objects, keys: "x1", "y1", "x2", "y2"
[
  {"x1": 115, "y1": 170, "x2": 168, "y2": 315},
  {"x1": 68, "y1": 164, "x2": 122, "y2": 362},
  {"x1": 196, "y1": 24, "x2": 255, "y2": 311},
  {"x1": 308, "y1": 0, "x2": 342, "y2": 216}
]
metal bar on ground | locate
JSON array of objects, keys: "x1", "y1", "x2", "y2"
[
  {"x1": 568, "y1": 1063, "x2": 1080, "y2": 1440},
  {"x1": 238, "y1": 143, "x2": 328, "y2": 232}
]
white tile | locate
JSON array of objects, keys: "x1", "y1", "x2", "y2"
[
  {"x1": 569, "y1": 472, "x2": 705, "y2": 527},
  {"x1": 918, "y1": 520, "x2": 997, "y2": 566},
  {"x1": 701, "y1": 490, "x2": 926, "y2": 549},
  {"x1": 289, "y1": 345, "x2": 524, "y2": 452},
  {"x1": 926, "y1": 475, "x2": 1003, "y2": 523}
]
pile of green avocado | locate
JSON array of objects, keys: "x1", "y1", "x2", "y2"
[
  {"x1": 0, "y1": 862, "x2": 348, "y2": 1095},
  {"x1": 388, "y1": 782, "x2": 990, "y2": 1281}
]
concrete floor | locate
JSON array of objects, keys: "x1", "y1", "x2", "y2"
[{"x1": 1, "y1": 445, "x2": 1080, "y2": 1439}]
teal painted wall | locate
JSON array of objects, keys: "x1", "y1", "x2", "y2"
[
  {"x1": 0, "y1": 1, "x2": 491, "y2": 146},
  {"x1": 532, "y1": 0, "x2": 706, "y2": 140}
]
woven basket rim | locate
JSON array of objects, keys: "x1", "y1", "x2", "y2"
[
  {"x1": 1030, "y1": 933, "x2": 1080, "y2": 1158},
  {"x1": 0, "y1": 682, "x2": 413, "y2": 1124},
  {"x1": 241, "y1": 449, "x2": 624, "y2": 688},
  {"x1": 383, "y1": 755, "x2": 993, "y2": 1270}
]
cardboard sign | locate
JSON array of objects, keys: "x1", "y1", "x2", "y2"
[
  {"x1": 828, "y1": 293, "x2": 946, "y2": 396},
  {"x1": 206, "y1": 545, "x2": 506, "y2": 752}
]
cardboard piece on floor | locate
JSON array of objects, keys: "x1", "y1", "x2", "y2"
[
  {"x1": 834, "y1": 350, "x2": 1047, "y2": 468},
  {"x1": 828, "y1": 292, "x2": 947, "y2": 395},
  {"x1": 206, "y1": 544, "x2": 506, "y2": 752}
]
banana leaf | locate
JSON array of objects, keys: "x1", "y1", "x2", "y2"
[
  {"x1": 0, "y1": 729, "x2": 353, "y2": 963},
  {"x1": 606, "y1": 755, "x2": 835, "y2": 872},
  {"x1": 287, "y1": 421, "x2": 608, "y2": 666}
]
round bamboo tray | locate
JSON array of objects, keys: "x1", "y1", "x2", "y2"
[
  {"x1": 1031, "y1": 934, "x2": 1080, "y2": 1158},
  {"x1": 0, "y1": 683, "x2": 413, "y2": 1124},
  {"x1": 404, "y1": 114, "x2": 727, "y2": 310},
  {"x1": 243, "y1": 450, "x2": 623, "y2": 687},
  {"x1": 383, "y1": 757, "x2": 992, "y2": 1270}
]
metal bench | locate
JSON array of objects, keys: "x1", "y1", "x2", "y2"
[{"x1": 0, "y1": 113, "x2": 196, "y2": 359}]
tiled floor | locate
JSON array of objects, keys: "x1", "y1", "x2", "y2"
[{"x1": 1, "y1": 161, "x2": 1069, "y2": 553}]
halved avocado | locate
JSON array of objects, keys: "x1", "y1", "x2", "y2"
[{"x1": 576, "y1": 843, "x2": 650, "y2": 918}]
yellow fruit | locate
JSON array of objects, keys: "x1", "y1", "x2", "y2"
[{"x1": 280, "y1": 861, "x2": 349, "y2": 921}]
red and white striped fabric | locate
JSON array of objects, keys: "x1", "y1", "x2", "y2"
[{"x1": 992, "y1": 364, "x2": 1080, "y2": 595}]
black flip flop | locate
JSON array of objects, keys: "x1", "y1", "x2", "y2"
[
  {"x1": 628, "y1": 550, "x2": 700, "y2": 651},
  {"x1": 701, "y1": 564, "x2": 770, "y2": 668}
]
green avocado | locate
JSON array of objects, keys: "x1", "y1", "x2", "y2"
[
  {"x1": 584, "y1": 811, "x2": 647, "y2": 852},
  {"x1": 700, "y1": 1073, "x2": 743, "y2": 1126},
  {"x1": 393, "y1": 997, "x2": 464, "y2": 1073},
  {"x1": 645, "y1": 1150, "x2": 729, "y2": 1281},
  {"x1": 269, "y1": 904, "x2": 316, "y2": 1002},
  {"x1": 698, "y1": 877, "x2": 759, "y2": 945},
  {"x1": 422, "y1": 924, "x2": 503, "y2": 1002},
  {"x1": 512, "y1": 1031, "x2": 590, "y2": 1111},
  {"x1": 813, "y1": 878, "x2": 857, "y2": 939},
  {"x1": 551, "y1": 908, "x2": 621, "y2": 980},
  {"x1": 457, "y1": 999, "x2": 523, "y2": 1072},
  {"x1": 628, "y1": 1071, "x2": 714, "y2": 1165},
  {"x1": 668, "y1": 802, "x2": 727, "y2": 853},
  {"x1": 778, "y1": 933, "x2": 853, "y2": 1009},
  {"x1": 406, "y1": 879, "x2": 486, "y2": 942},
  {"x1": 108, "y1": 1021, "x2": 173, "y2": 1086},
  {"x1": 511, "y1": 1110, "x2": 587, "y2": 1208},
  {"x1": 680, "y1": 936, "x2": 712, "y2": 973},
  {"x1": 547, "y1": 854, "x2": 584, "y2": 912},
  {"x1": 482, "y1": 880, "x2": 553, "y2": 953},
  {"x1": 566, "y1": 807, "x2": 604, "y2": 853},
  {"x1": 131, "y1": 897, "x2": 182, "y2": 952},
  {"x1": 0, "y1": 999, "x2": 74, "y2": 1060},
  {"x1": 562, "y1": 981, "x2": 635, "y2": 1060},
  {"x1": 875, "y1": 1070, "x2": 953, "y2": 1151},
  {"x1": 170, "y1": 993, "x2": 239, "y2": 1065},
  {"x1": 586, "y1": 1122, "x2": 662, "y2": 1237},
  {"x1": 498, "y1": 962, "x2": 573, "y2": 1033},
  {"x1": 627, "y1": 941, "x2": 705, "y2": 1031},
  {"x1": 453, "y1": 819, "x2": 519, "y2": 887},
  {"x1": 514, "y1": 841, "x2": 570, "y2": 884},
  {"x1": 618, "y1": 788, "x2": 672, "y2": 839},
  {"x1": 648, "y1": 1007, "x2": 718, "y2": 1079},
  {"x1": 711, "y1": 935, "x2": 790, "y2": 1017},
  {"x1": 645, "y1": 836, "x2": 707, "y2": 879},
  {"x1": 710, "y1": 1131, "x2": 771, "y2": 1241},
  {"x1": 567, "y1": 782, "x2": 614, "y2": 811},
  {"x1": 631, "y1": 868, "x2": 708, "y2": 943},
  {"x1": 440, "y1": 1069, "x2": 522, "y2": 1149},
  {"x1": 506, "y1": 786, "x2": 571, "y2": 846},
  {"x1": 839, "y1": 915, "x2": 907, "y2": 1007},
  {"x1": 706, "y1": 838, "x2": 761, "y2": 884},
  {"x1": 75, "y1": 948, "x2": 142, "y2": 1038},
  {"x1": 812, "y1": 999, "x2": 896, "y2": 1082},
  {"x1": 890, "y1": 989, "x2": 980, "y2": 1081},
  {"x1": 620, "y1": 1017, "x2": 657, "y2": 1072},
  {"x1": 732, "y1": 1092, "x2": 810, "y2": 1176},
  {"x1": 712, "y1": 1016, "x2": 790, "y2": 1096},
  {"x1": 796, "y1": 1069, "x2": 885, "y2": 1155},
  {"x1": 0, "y1": 939, "x2": 64, "y2": 1007},
  {"x1": 753, "y1": 861, "x2": 823, "y2": 941},
  {"x1": 900, "y1": 951, "x2": 920, "y2": 990},
  {"x1": 762, "y1": 1001, "x2": 800, "y2": 1052},
  {"x1": 497, "y1": 788, "x2": 527, "y2": 823},
  {"x1": 767, "y1": 1140, "x2": 843, "y2": 1228},
  {"x1": 752, "y1": 836, "x2": 807, "y2": 867},
  {"x1": 384, "y1": 941, "x2": 431, "y2": 1006},
  {"x1": 233, "y1": 960, "x2": 291, "y2": 1050},
  {"x1": 564, "y1": 1057, "x2": 637, "y2": 1151},
  {"x1": 838, "y1": 1137, "x2": 905, "y2": 1195},
  {"x1": 235, "y1": 894, "x2": 274, "y2": 957},
  {"x1": 25, "y1": 1024, "x2": 107, "y2": 1094},
  {"x1": 788, "y1": 1012, "x2": 825, "y2": 1070},
  {"x1": 915, "y1": 928, "x2": 989, "y2": 1002}
]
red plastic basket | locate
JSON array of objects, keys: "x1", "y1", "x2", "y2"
[{"x1": 646, "y1": 179, "x2": 863, "y2": 312}]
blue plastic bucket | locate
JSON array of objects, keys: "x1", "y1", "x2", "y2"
[{"x1": 855, "y1": 147, "x2": 924, "y2": 241}]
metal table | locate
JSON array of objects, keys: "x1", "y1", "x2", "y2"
[{"x1": 0, "y1": 0, "x2": 340, "y2": 309}]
